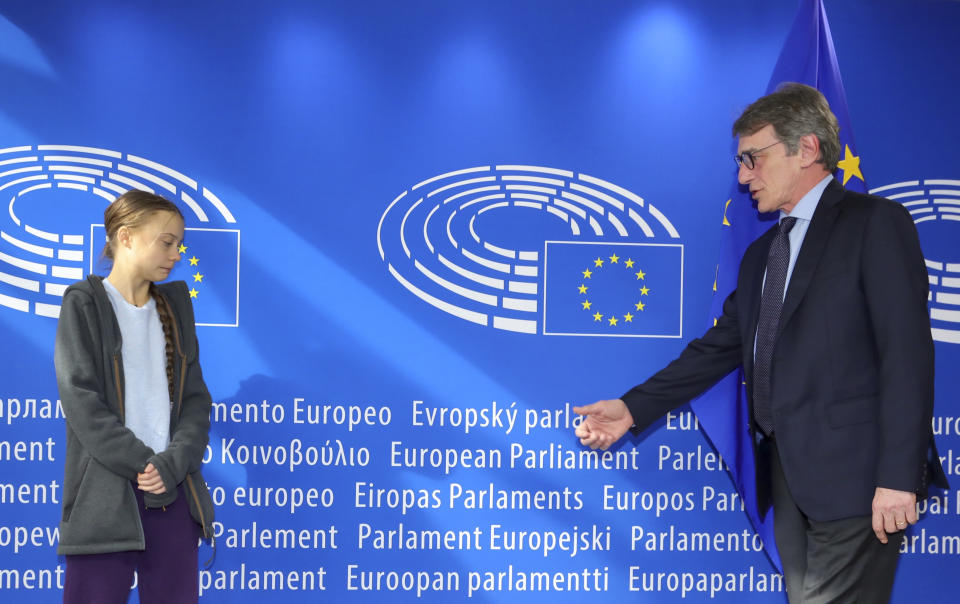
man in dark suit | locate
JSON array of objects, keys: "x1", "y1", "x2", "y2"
[{"x1": 574, "y1": 83, "x2": 947, "y2": 603}]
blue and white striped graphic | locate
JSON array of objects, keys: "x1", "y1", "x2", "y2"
[
  {"x1": 873, "y1": 178, "x2": 960, "y2": 344},
  {"x1": 378, "y1": 165, "x2": 680, "y2": 335},
  {"x1": 0, "y1": 145, "x2": 238, "y2": 320}
]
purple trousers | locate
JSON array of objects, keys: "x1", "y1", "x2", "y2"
[{"x1": 63, "y1": 485, "x2": 200, "y2": 604}]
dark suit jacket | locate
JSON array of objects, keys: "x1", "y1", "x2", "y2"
[{"x1": 622, "y1": 178, "x2": 948, "y2": 522}]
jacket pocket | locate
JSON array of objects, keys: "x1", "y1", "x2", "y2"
[
  {"x1": 60, "y1": 458, "x2": 141, "y2": 548},
  {"x1": 827, "y1": 394, "x2": 877, "y2": 428},
  {"x1": 62, "y1": 454, "x2": 90, "y2": 522}
]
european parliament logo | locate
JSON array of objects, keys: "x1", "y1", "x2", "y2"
[
  {"x1": 378, "y1": 165, "x2": 683, "y2": 337},
  {"x1": 0, "y1": 145, "x2": 240, "y2": 326},
  {"x1": 875, "y1": 178, "x2": 960, "y2": 344}
]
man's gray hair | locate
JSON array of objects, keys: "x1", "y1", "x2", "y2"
[{"x1": 733, "y1": 82, "x2": 841, "y2": 172}]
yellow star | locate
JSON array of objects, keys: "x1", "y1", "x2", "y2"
[
  {"x1": 640, "y1": 285, "x2": 650, "y2": 296},
  {"x1": 723, "y1": 199, "x2": 732, "y2": 226},
  {"x1": 624, "y1": 312, "x2": 634, "y2": 323},
  {"x1": 582, "y1": 268, "x2": 593, "y2": 279},
  {"x1": 635, "y1": 269, "x2": 646, "y2": 280},
  {"x1": 178, "y1": 244, "x2": 187, "y2": 254},
  {"x1": 193, "y1": 272, "x2": 204, "y2": 283},
  {"x1": 189, "y1": 288, "x2": 199, "y2": 298},
  {"x1": 609, "y1": 253, "x2": 619, "y2": 263},
  {"x1": 581, "y1": 300, "x2": 592, "y2": 310},
  {"x1": 578, "y1": 284, "x2": 588, "y2": 294},
  {"x1": 624, "y1": 258, "x2": 635, "y2": 268},
  {"x1": 189, "y1": 256, "x2": 199, "y2": 266},
  {"x1": 593, "y1": 257, "x2": 604, "y2": 268},
  {"x1": 593, "y1": 311, "x2": 603, "y2": 322},
  {"x1": 608, "y1": 316, "x2": 618, "y2": 326},
  {"x1": 635, "y1": 301, "x2": 645, "y2": 311},
  {"x1": 836, "y1": 144, "x2": 864, "y2": 186}
]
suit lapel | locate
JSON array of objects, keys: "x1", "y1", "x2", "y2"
[{"x1": 778, "y1": 179, "x2": 845, "y2": 335}]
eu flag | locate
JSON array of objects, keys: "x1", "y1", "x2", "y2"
[
  {"x1": 169, "y1": 228, "x2": 240, "y2": 327},
  {"x1": 689, "y1": 0, "x2": 866, "y2": 570},
  {"x1": 91, "y1": 226, "x2": 240, "y2": 327},
  {"x1": 543, "y1": 241, "x2": 682, "y2": 337}
]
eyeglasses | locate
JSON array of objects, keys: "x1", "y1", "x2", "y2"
[{"x1": 734, "y1": 140, "x2": 783, "y2": 170}]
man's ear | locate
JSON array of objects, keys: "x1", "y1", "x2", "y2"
[{"x1": 798, "y1": 133, "x2": 821, "y2": 168}]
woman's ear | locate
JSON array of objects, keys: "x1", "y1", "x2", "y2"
[{"x1": 116, "y1": 225, "x2": 133, "y2": 250}]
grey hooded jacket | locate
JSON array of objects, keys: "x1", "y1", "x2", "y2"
[{"x1": 54, "y1": 275, "x2": 215, "y2": 554}]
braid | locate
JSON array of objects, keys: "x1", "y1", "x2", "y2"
[{"x1": 149, "y1": 282, "x2": 176, "y2": 402}]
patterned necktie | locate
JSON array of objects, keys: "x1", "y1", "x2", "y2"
[{"x1": 753, "y1": 216, "x2": 797, "y2": 436}]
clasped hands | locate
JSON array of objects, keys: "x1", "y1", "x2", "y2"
[
  {"x1": 137, "y1": 462, "x2": 167, "y2": 495},
  {"x1": 573, "y1": 398, "x2": 917, "y2": 543}
]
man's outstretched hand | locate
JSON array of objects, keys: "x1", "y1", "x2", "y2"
[{"x1": 573, "y1": 399, "x2": 633, "y2": 450}]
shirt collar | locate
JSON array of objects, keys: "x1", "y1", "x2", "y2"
[{"x1": 781, "y1": 174, "x2": 833, "y2": 223}]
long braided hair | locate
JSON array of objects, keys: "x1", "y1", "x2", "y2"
[{"x1": 103, "y1": 190, "x2": 183, "y2": 402}]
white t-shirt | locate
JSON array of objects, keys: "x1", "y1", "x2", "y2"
[{"x1": 102, "y1": 279, "x2": 171, "y2": 454}]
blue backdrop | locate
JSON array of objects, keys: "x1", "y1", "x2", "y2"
[{"x1": 1, "y1": 1, "x2": 958, "y2": 601}]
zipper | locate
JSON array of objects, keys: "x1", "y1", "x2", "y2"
[
  {"x1": 165, "y1": 288, "x2": 213, "y2": 551},
  {"x1": 112, "y1": 354, "x2": 125, "y2": 420},
  {"x1": 165, "y1": 291, "x2": 189, "y2": 418},
  {"x1": 185, "y1": 473, "x2": 210, "y2": 538},
  {"x1": 178, "y1": 352, "x2": 187, "y2": 417},
  {"x1": 114, "y1": 354, "x2": 147, "y2": 546}
]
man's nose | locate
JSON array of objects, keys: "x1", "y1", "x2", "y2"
[{"x1": 738, "y1": 164, "x2": 753, "y2": 185}]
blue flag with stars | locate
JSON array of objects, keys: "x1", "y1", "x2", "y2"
[
  {"x1": 169, "y1": 228, "x2": 240, "y2": 327},
  {"x1": 543, "y1": 241, "x2": 683, "y2": 337},
  {"x1": 90, "y1": 226, "x2": 240, "y2": 327},
  {"x1": 689, "y1": 0, "x2": 866, "y2": 571}
]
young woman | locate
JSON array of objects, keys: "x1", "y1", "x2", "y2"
[{"x1": 55, "y1": 190, "x2": 215, "y2": 603}]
